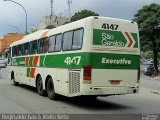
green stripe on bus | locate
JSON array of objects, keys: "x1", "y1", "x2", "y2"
[
  {"x1": 27, "y1": 68, "x2": 30, "y2": 77},
  {"x1": 44, "y1": 53, "x2": 83, "y2": 68},
  {"x1": 29, "y1": 57, "x2": 33, "y2": 67},
  {"x1": 40, "y1": 56, "x2": 45, "y2": 67},
  {"x1": 131, "y1": 33, "x2": 138, "y2": 48},
  {"x1": 11, "y1": 52, "x2": 140, "y2": 69}
]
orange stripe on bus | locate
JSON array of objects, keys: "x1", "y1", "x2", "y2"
[
  {"x1": 41, "y1": 31, "x2": 48, "y2": 39},
  {"x1": 30, "y1": 68, "x2": 36, "y2": 78},
  {"x1": 33, "y1": 56, "x2": 39, "y2": 67},
  {"x1": 125, "y1": 32, "x2": 133, "y2": 48},
  {"x1": 26, "y1": 56, "x2": 29, "y2": 67}
]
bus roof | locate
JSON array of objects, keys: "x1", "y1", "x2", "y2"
[
  {"x1": 10, "y1": 29, "x2": 49, "y2": 47},
  {"x1": 10, "y1": 16, "x2": 136, "y2": 47},
  {"x1": 48, "y1": 16, "x2": 135, "y2": 36}
]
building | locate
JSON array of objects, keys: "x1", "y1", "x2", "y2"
[
  {"x1": 0, "y1": 33, "x2": 25, "y2": 58},
  {"x1": 35, "y1": 15, "x2": 70, "y2": 30}
]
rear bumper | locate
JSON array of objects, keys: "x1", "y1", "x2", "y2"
[{"x1": 81, "y1": 86, "x2": 139, "y2": 96}]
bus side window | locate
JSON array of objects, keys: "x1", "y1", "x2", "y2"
[
  {"x1": 18, "y1": 44, "x2": 22, "y2": 56},
  {"x1": 48, "y1": 35, "x2": 55, "y2": 52},
  {"x1": 38, "y1": 39, "x2": 43, "y2": 54},
  {"x1": 12, "y1": 47, "x2": 15, "y2": 57},
  {"x1": 38, "y1": 38, "x2": 48, "y2": 53},
  {"x1": 62, "y1": 31, "x2": 73, "y2": 51},
  {"x1": 43, "y1": 38, "x2": 48, "y2": 53},
  {"x1": 8, "y1": 47, "x2": 11, "y2": 64},
  {"x1": 55, "y1": 34, "x2": 62, "y2": 51},
  {"x1": 30, "y1": 40, "x2": 37, "y2": 55},
  {"x1": 72, "y1": 29, "x2": 83, "y2": 50},
  {"x1": 15, "y1": 46, "x2": 19, "y2": 56},
  {"x1": 24, "y1": 43, "x2": 29, "y2": 55},
  {"x1": 21, "y1": 44, "x2": 25, "y2": 55}
]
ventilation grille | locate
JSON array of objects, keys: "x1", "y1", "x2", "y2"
[{"x1": 69, "y1": 71, "x2": 80, "y2": 94}]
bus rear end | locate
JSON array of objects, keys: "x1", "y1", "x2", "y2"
[{"x1": 82, "y1": 17, "x2": 140, "y2": 96}]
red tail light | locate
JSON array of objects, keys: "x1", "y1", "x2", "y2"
[
  {"x1": 137, "y1": 65, "x2": 140, "y2": 83},
  {"x1": 83, "y1": 66, "x2": 91, "y2": 84}
]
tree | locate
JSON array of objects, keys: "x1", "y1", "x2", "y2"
[
  {"x1": 71, "y1": 9, "x2": 99, "y2": 22},
  {"x1": 31, "y1": 28, "x2": 37, "y2": 33},
  {"x1": 133, "y1": 3, "x2": 160, "y2": 74},
  {"x1": 45, "y1": 25, "x2": 55, "y2": 29}
]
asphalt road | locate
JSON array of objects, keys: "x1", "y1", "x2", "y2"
[
  {"x1": 140, "y1": 64, "x2": 160, "y2": 91},
  {"x1": 0, "y1": 66, "x2": 160, "y2": 114}
]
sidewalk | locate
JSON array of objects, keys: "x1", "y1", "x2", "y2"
[
  {"x1": 153, "y1": 71, "x2": 160, "y2": 80},
  {"x1": 154, "y1": 76, "x2": 160, "y2": 81}
]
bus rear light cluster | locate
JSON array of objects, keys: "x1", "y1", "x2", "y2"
[{"x1": 83, "y1": 66, "x2": 92, "y2": 84}]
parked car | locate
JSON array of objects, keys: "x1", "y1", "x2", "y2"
[
  {"x1": 144, "y1": 64, "x2": 155, "y2": 76},
  {"x1": 0, "y1": 58, "x2": 7, "y2": 68}
]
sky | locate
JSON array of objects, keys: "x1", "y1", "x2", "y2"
[{"x1": 0, "y1": 0, "x2": 160, "y2": 36}]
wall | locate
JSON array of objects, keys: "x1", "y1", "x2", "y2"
[{"x1": 0, "y1": 33, "x2": 25, "y2": 53}]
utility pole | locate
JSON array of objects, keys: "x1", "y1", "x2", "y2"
[
  {"x1": 67, "y1": 0, "x2": 72, "y2": 17},
  {"x1": 4, "y1": 0, "x2": 28, "y2": 34},
  {"x1": 50, "y1": 0, "x2": 54, "y2": 16}
]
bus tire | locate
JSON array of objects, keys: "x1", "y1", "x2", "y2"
[
  {"x1": 36, "y1": 76, "x2": 46, "y2": 96},
  {"x1": 12, "y1": 74, "x2": 19, "y2": 86},
  {"x1": 47, "y1": 77, "x2": 58, "y2": 100}
]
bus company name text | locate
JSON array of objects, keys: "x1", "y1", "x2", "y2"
[
  {"x1": 101, "y1": 33, "x2": 125, "y2": 47},
  {"x1": 101, "y1": 57, "x2": 132, "y2": 65}
]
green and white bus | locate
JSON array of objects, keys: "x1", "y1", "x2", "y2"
[{"x1": 8, "y1": 16, "x2": 140, "y2": 100}]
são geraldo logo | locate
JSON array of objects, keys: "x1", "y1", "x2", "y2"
[{"x1": 101, "y1": 33, "x2": 125, "y2": 47}]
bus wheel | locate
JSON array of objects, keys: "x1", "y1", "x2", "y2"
[
  {"x1": 12, "y1": 75, "x2": 19, "y2": 86},
  {"x1": 37, "y1": 76, "x2": 45, "y2": 96},
  {"x1": 47, "y1": 77, "x2": 58, "y2": 100}
]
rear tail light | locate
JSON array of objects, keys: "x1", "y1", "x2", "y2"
[
  {"x1": 137, "y1": 65, "x2": 140, "y2": 83},
  {"x1": 83, "y1": 66, "x2": 91, "y2": 84}
]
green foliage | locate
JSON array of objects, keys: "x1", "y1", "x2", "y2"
[
  {"x1": 145, "y1": 51, "x2": 154, "y2": 59},
  {"x1": 25, "y1": 31, "x2": 30, "y2": 35},
  {"x1": 31, "y1": 28, "x2": 37, "y2": 33},
  {"x1": 71, "y1": 9, "x2": 99, "y2": 22},
  {"x1": 133, "y1": 3, "x2": 160, "y2": 50},
  {"x1": 45, "y1": 25, "x2": 55, "y2": 29},
  {"x1": 133, "y1": 3, "x2": 160, "y2": 74},
  {"x1": 63, "y1": 21, "x2": 70, "y2": 25}
]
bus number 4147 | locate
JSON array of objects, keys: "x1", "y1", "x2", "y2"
[
  {"x1": 102, "y1": 23, "x2": 119, "y2": 30},
  {"x1": 64, "y1": 56, "x2": 81, "y2": 65}
]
